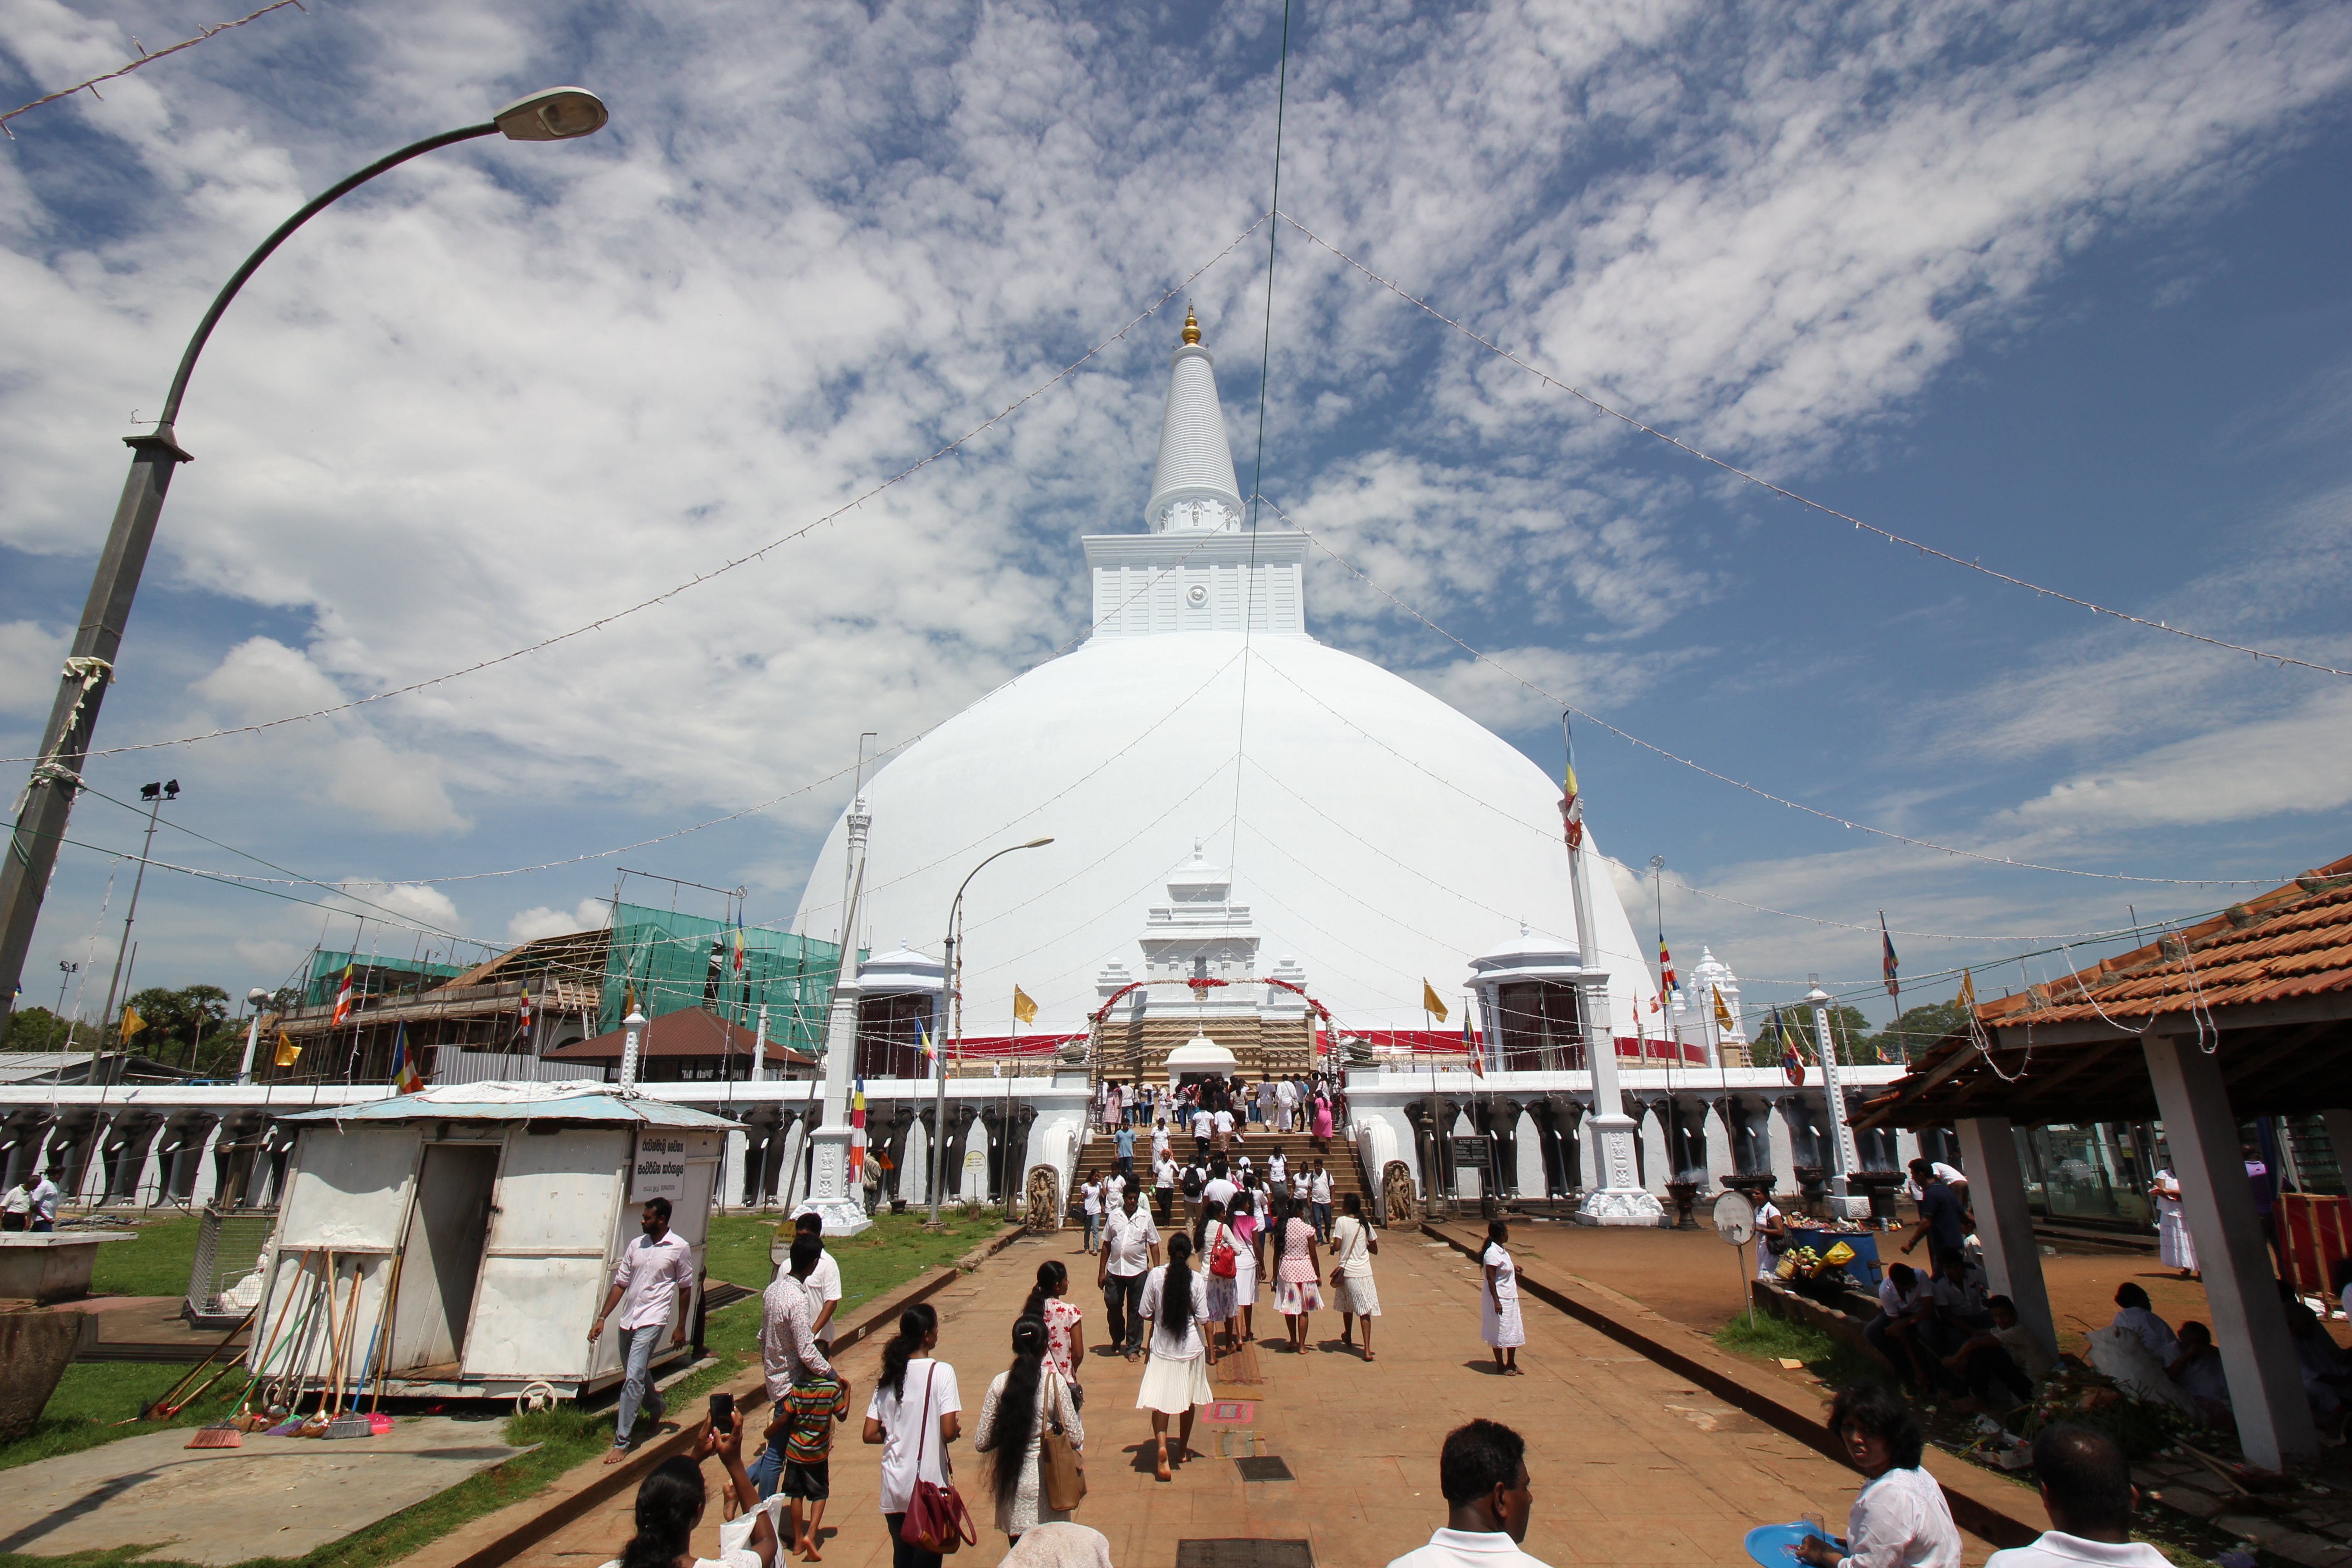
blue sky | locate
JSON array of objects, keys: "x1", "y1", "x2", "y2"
[{"x1": 3, "y1": 0, "x2": 2350, "y2": 1028}]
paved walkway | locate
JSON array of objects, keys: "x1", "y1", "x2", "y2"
[{"x1": 539, "y1": 1229, "x2": 2000, "y2": 1568}]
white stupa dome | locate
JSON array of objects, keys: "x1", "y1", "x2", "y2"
[{"x1": 791, "y1": 311, "x2": 1658, "y2": 1041}]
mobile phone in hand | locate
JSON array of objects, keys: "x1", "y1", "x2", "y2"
[{"x1": 709, "y1": 1391, "x2": 735, "y2": 1429}]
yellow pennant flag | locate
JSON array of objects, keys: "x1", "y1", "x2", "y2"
[
  {"x1": 118, "y1": 1006, "x2": 146, "y2": 1041},
  {"x1": 1012, "y1": 986, "x2": 1038, "y2": 1025},
  {"x1": 1957, "y1": 969, "x2": 1977, "y2": 1013},
  {"x1": 1421, "y1": 980, "x2": 1449, "y2": 1023},
  {"x1": 1712, "y1": 985, "x2": 1735, "y2": 1030},
  {"x1": 273, "y1": 1029, "x2": 302, "y2": 1068}
]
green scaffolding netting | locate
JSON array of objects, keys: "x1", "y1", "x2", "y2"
[
  {"x1": 304, "y1": 949, "x2": 468, "y2": 1008},
  {"x1": 602, "y1": 902, "x2": 845, "y2": 1055}
]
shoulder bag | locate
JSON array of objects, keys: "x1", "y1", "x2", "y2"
[
  {"x1": 898, "y1": 1366, "x2": 978, "y2": 1554},
  {"x1": 1209, "y1": 1222, "x2": 1238, "y2": 1279},
  {"x1": 1039, "y1": 1369, "x2": 1087, "y2": 1512}
]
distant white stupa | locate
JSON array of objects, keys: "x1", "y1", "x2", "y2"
[{"x1": 792, "y1": 307, "x2": 1659, "y2": 1041}]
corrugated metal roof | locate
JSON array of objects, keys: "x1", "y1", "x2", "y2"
[{"x1": 277, "y1": 1081, "x2": 743, "y2": 1129}]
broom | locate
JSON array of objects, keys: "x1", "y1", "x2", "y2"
[
  {"x1": 322, "y1": 1259, "x2": 376, "y2": 1438},
  {"x1": 137, "y1": 1303, "x2": 260, "y2": 1422},
  {"x1": 267, "y1": 1264, "x2": 334, "y2": 1434},
  {"x1": 240, "y1": 1250, "x2": 317, "y2": 1416},
  {"x1": 369, "y1": 1248, "x2": 407, "y2": 1415}
]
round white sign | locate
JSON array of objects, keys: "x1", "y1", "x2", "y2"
[{"x1": 1712, "y1": 1190, "x2": 1756, "y2": 1247}]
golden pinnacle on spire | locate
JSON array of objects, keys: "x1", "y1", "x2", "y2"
[{"x1": 1181, "y1": 304, "x2": 1201, "y2": 346}]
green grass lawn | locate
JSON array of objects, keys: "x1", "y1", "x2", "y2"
[
  {"x1": 0, "y1": 1208, "x2": 1009, "y2": 1568},
  {"x1": 1712, "y1": 1308, "x2": 1891, "y2": 1389}
]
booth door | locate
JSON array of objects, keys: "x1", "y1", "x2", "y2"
[{"x1": 461, "y1": 1129, "x2": 631, "y2": 1384}]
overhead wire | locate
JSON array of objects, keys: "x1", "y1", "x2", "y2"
[
  {"x1": 9, "y1": 213, "x2": 1274, "y2": 767},
  {"x1": 1274, "y1": 211, "x2": 2352, "y2": 680},
  {"x1": 1257, "y1": 493, "x2": 2291, "y2": 888}
]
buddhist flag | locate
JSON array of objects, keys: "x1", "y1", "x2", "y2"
[
  {"x1": 920, "y1": 1022, "x2": 936, "y2": 1064},
  {"x1": 850, "y1": 1078, "x2": 867, "y2": 1179},
  {"x1": 732, "y1": 917, "x2": 746, "y2": 973},
  {"x1": 1881, "y1": 913, "x2": 1900, "y2": 1002},
  {"x1": 1559, "y1": 757, "x2": 1585, "y2": 852},
  {"x1": 512, "y1": 988, "x2": 534, "y2": 1048},
  {"x1": 1012, "y1": 987, "x2": 1038, "y2": 1025},
  {"x1": 1712, "y1": 985, "x2": 1735, "y2": 1032},
  {"x1": 392, "y1": 1023, "x2": 424, "y2": 1094},
  {"x1": 273, "y1": 1029, "x2": 302, "y2": 1067},
  {"x1": 1658, "y1": 938, "x2": 1678, "y2": 993},
  {"x1": 331, "y1": 963, "x2": 355, "y2": 1027},
  {"x1": 118, "y1": 1006, "x2": 146, "y2": 1042}
]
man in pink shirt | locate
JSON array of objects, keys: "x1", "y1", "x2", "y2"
[{"x1": 591, "y1": 1197, "x2": 696, "y2": 1461}]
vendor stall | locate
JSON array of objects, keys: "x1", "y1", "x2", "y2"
[{"x1": 244, "y1": 1081, "x2": 738, "y2": 1404}]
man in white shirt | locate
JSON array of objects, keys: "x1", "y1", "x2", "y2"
[
  {"x1": 1903, "y1": 1160, "x2": 1969, "y2": 1204},
  {"x1": 1154, "y1": 1152, "x2": 1179, "y2": 1224},
  {"x1": 780, "y1": 1212, "x2": 843, "y2": 1350},
  {"x1": 1152, "y1": 1119, "x2": 1173, "y2": 1163},
  {"x1": 1096, "y1": 1188, "x2": 1161, "y2": 1360},
  {"x1": 1862, "y1": 1263, "x2": 1937, "y2": 1395},
  {"x1": 1309, "y1": 1159, "x2": 1335, "y2": 1240},
  {"x1": 1276, "y1": 1077, "x2": 1298, "y2": 1132},
  {"x1": 1080, "y1": 1175, "x2": 1104, "y2": 1254},
  {"x1": 1202, "y1": 1163, "x2": 1239, "y2": 1218},
  {"x1": 591, "y1": 1197, "x2": 696, "y2": 1460},
  {"x1": 1268, "y1": 1149, "x2": 1288, "y2": 1187},
  {"x1": 1, "y1": 1178, "x2": 29, "y2": 1231},
  {"x1": 1985, "y1": 1424, "x2": 2168, "y2": 1568},
  {"x1": 28, "y1": 1167, "x2": 61, "y2": 1233},
  {"x1": 1385, "y1": 1417, "x2": 1551, "y2": 1568},
  {"x1": 1213, "y1": 1104, "x2": 1237, "y2": 1153}
]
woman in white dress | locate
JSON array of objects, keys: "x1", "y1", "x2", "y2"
[
  {"x1": 1135, "y1": 1232, "x2": 1216, "y2": 1482},
  {"x1": 975, "y1": 1317, "x2": 1083, "y2": 1545},
  {"x1": 1196, "y1": 1200, "x2": 1239, "y2": 1347},
  {"x1": 1480, "y1": 1220, "x2": 1525, "y2": 1375},
  {"x1": 1233, "y1": 1179, "x2": 1264, "y2": 1343},
  {"x1": 1329, "y1": 1193, "x2": 1381, "y2": 1361},
  {"x1": 2150, "y1": 1170, "x2": 2198, "y2": 1278}
]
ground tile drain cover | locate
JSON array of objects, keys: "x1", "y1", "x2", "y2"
[
  {"x1": 1233, "y1": 1455, "x2": 1295, "y2": 1482},
  {"x1": 1177, "y1": 1539, "x2": 1313, "y2": 1568}
]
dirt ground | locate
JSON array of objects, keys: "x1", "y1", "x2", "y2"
[{"x1": 1498, "y1": 1216, "x2": 2346, "y2": 1356}]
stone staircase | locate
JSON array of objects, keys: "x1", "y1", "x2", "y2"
[{"x1": 1069, "y1": 1125, "x2": 1368, "y2": 1235}]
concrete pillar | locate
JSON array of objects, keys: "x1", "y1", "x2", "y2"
[
  {"x1": 2143, "y1": 1033, "x2": 2319, "y2": 1470},
  {"x1": 1765, "y1": 1095, "x2": 1795, "y2": 1196},
  {"x1": 1955, "y1": 1115, "x2": 2058, "y2": 1368}
]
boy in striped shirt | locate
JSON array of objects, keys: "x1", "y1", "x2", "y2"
[{"x1": 774, "y1": 1367, "x2": 850, "y2": 1558}]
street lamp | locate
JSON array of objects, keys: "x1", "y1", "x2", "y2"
[
  {"x1": 930, "y1": 837, "x2": 1053, "y2": 1224},
  {"x1": 0, "y1": 88, "x2": 610, "y2": 1033}
]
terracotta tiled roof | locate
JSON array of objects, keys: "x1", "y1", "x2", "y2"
[{"x1": 1976, "y1": 852, "x2": 2352, "y2": 1027}]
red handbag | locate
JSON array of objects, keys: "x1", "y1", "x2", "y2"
[
  {"x1": 899, "y1": 1366, "x2": 977, "y2": 1555},
  {"x1": 1209, "y1": 1222, "x2": 1238, "y2": 1279}
]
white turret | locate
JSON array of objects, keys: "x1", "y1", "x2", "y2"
[
  {"x1": 1084, "y1": 310, "x2": 1306, "y2": 636},
  {"x1": 1143, "y1": 307, "x2": 1245, "y2": 533}
]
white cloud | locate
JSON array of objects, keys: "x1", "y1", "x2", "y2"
[
  {"x1": 504, "y1": 897, "x2": 612, "y2": 946},
  {"x1": 0, "y1": 621, "x2": 67, "y2": 718}
]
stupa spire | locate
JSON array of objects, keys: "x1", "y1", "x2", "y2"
[{"x1": 1144, "y1": 308, "x2": 1244, "y2": 533}]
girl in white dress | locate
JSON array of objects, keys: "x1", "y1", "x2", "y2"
[
  {"x1": 1232, "y1": 1180, "x2": 1263, "y2": 1343},
  {"x1": 2151, "y1": 1170, "x2": 2198, "y2": 1278},
  {"x1": 1134, "y1": 1232, "x2": 1215, "y2": 1481},
  {"x1": 1480, "y1": 1219, "x2": 1525, "y2": 1374}
]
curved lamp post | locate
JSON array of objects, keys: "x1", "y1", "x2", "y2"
[
  {"x1": 0, "y1": 89, "x2": 609, "y2": 1029},
  {"x1": 930, "y1": 836, "x2": 1053, "y2": 1224}
]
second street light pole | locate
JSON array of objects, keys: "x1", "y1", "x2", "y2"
[
  {"x1": 0, "y1": 88, "x2": 608, "y2": 1035},
  {"x1": 930, "y1": 837, "x2": 1053, "y2": 1226}
]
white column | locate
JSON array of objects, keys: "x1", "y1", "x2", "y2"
[
  {"x1": 1764, "y1": 1094, "x2": 1794, "y2": 1192},
  {"x1": 618, "y1": 1009, "x2": 646, "y2": 1088},
  {"x1": 794, "y1": 974, "x2": 872, "y2": 1235},
  {"x1": 2143, "y1": 1033, "x2": 2318, "y2": 1470},
  {"x1": 751, "y1": 1005, "x2": 768, "y2": 1086},
  {"x1": 1568, "y1": 834, "x2": 1662, "y2": 1225},
  {"x1": 1808, "y1": 985, "x2": 1866, "y2": 1219},
  {"x1": 1954, "y1": 1115, "x2": 2058, "y2": 1367}
]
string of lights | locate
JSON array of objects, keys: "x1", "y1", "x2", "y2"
[
  {"x1": 1277, "y1": 211, "x2": 2352, "y2": 681},
  {"x1": 1260, "y1": 494, "x2": 2290, "y2": 889},
  {"x1": 7, "y1": 214, "x2": 1272, "y2": 766}
]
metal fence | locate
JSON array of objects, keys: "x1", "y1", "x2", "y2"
[{"x1": 186, "y1": 1203, "x2": 278, "y2": 1328}]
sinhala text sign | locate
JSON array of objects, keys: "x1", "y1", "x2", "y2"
[{"x1": 631, "y1": 1131, "x2": 721, "y2": 1203}]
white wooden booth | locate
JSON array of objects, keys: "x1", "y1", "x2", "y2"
[{"x1": 245, "y1": 1082, "x2": 739, "y2": 1404}]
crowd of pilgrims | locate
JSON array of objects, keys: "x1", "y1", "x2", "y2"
[{"x1": 1094, "y1": 1071, "x2": 1343, "y2": 1143}]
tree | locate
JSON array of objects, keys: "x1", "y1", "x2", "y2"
[
  {"x1": 120, "y1": 985, "x2": 230, "y2": 1065},
  {"x1": 1761, "y1": 1003, "x2": 1875, "y2": 1064},
  {"x1": 0, "y1": 1006, "x2": 77, "y2": 1052},
  {"x1": 1865, "y1": 1000, "x2": 1970, "y2": 1063}
]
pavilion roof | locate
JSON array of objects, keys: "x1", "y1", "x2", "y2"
[{"x1": 1856, "y1": 851, "x2": 2352, "y2": 1129}]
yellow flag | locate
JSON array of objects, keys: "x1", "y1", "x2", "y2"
[
  {"x1": 1421, "y1": 980, "x2": 1449, "y2": 1023},
  {"x1": 273, "y1": 1029, "x2": 302, "y2": 1067},
  {"x1": 1712, "y1": 985, "x2": 1735, "y2": 1030},
  {"x1": 1012, "y1": 986, "x2": 1038, "y2": 1025},
  {"x1": 1957, "y1": 969, "x2": 1977, "y2": 1012},
  {"x1": 118, "y1": 1006, "x2": 146, "y2": 1041}
]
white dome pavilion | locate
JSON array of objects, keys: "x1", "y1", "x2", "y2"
[{"x1": 791, "y1": 308, "x2": 1659, "y2": 1041}]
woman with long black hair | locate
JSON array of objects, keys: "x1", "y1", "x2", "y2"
[
  {"x1": 861, "y1": 1304, "x2": 961, "y2": 1568},
  {"x1": 1196, "y1": 1200, "x2": 1238, "y2": 1350},
  {"x1": 600, "y1": 1411, "x2": 778, "y2": 1568},
  {"x1": 1022, "y1": 1259, "x2": 1085, "y2": 1406},
  {"x1": 1272, "y1": 1194, "x2": 1323, "y2": 1353},
  {"x1": 975, "y1": 1317, "x2": 1084, "y2": 1544},
  {"x1": 1135, "y1": 1230, "x2": 1216, "y2": 1481}
]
